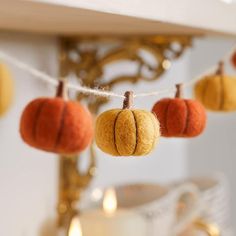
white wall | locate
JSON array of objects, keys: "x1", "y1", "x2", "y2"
[
  {"x1": 0, "y1": 32, "x2": 59, "y2": 236},
  {"x1": 187, "y1": 37, "x2": 236, "y2": 225},
  {"x1": 0, "y1": 32, "x2": 190, "y2": 235}
]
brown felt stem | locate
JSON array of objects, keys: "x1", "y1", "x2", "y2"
[
  {"x1": 216, "y1": 61, "x2": 224, "y2": 75},
  {"x1": 123, "y1": 91, "x2": 134, "y2": 109},
  {"x1": 175, "y1": 84, "x2": 183, "y2": 98},
  {"x1": 56, "y1": 79, "x2": 68, "y2": 100}
]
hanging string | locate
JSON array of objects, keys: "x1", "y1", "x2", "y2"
[
  {"x1": 0, "y1": 50, "x2": 125, "y2": 99},
  {"x1": 0, "y1": 51, "x2": 58, "y2": 87},
  {"x1": 136, "y1": 44, "x2": 236, "y2": 97},
  {"x1": 0, "y1": 45, "x2": 235, "y2": 99},
  {"x1": 183, "y1": 44, "x2": 236, "y2": 88}
]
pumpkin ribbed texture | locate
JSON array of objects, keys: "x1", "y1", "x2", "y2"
[
  {"x1": 194, "y1": 74, "x2": 236, "y2": 111},
  {"x1": 152, "y1": 98, "x2": 206, "y2": 138},
  {"x1": 95, "y1": 109, "x2": 160, "y2": 156},
  {"x1": 20, "y1": 97, "x2": 93, "y2": 155}
]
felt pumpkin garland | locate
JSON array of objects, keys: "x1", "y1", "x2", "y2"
[
  {"x1": 20, "y1": 80, "x2": 94, "y2": 155},
  {"x1": 0, "y1": 63, "x2": 14, "y2": 116},
  {"x1": 194, "y1": 62, "x2": 236, "y2": 112},
  {"x1": 95, "y1": 91, "x2": 160, "y2": 156},
  {"x1": 152, "y1": 84, "x2": 206, "y2": 138}
]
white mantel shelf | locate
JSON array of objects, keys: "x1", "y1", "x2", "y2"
[{"x1": 1, "y1": 0, "x2": 236, "y2": 36}]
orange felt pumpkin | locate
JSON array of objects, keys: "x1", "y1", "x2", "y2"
[
  {"x1": 231, "y1": 51, "x2": 236, "y2": 68},
  {"x1": 20, "y1": 80, "x2": 93, "y2": 155},
  {"x1": 152, "y1": 84, "x2": 206, "y2": 138}
]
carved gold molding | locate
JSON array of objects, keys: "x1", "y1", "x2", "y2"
[{"x1": 59, "y1": 35, "x2": 192, "y2": 113}]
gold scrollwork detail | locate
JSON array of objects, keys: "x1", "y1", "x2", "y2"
[{"x1": 60, "y1": 35, "x2": 191, "y2": 113}]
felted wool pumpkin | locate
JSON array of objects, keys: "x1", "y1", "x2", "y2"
[
  {"x1": 152, "y1": 84, "x2": 206, "y2": 138},
  {"x1": 20, "y1": 80, "x2": 93, "y2": 155},
  {"x1": 0, "y1": 63, "x2": 14, "y2": 116},
  {"x1": 95, "y1": 91, "x2": 160, "y2": 156},
  {"x1": 194, "y1": 62, "x2": 236, "y2": 112},
  {"x1": 231, "y1": 51, "x2": 236, "y2": 68}
]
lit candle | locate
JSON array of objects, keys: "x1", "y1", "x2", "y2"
[
  {"x1": 68, "y1": 216, "x2": 83, "y2": 236},
  {"x1": 80, "y1": 188, "x2": 146, "y2": 236},
  {"x1": 102, "y1": 188, "x2": 117, "y2": 215}
]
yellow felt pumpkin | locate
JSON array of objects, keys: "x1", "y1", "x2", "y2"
[
  {"x1": 95, "y1": 91, "x2": 160, "y2": 156},
  {"x1": 194, "y1": 62, "x2": 236, "y2": 112},
  {"x1": 0, "y1": 63, "x2": 14, "y2": 116}
]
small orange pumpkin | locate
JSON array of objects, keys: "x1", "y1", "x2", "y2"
[
  {"x1": 231, "y1": 51, "x2": 236, "y2": 68},
  {"x1": 20, "y1": 80, "x2": 93, "y2": 155},
  {"x1": 152, "y1": 84, "x2": 206, "y2": 138}
]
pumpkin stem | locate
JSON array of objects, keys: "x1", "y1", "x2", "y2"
[
  {"x1": 123, "y1": 91, "x2": 133, "y2": 109},
  {"x1": 216, "y1": 61, "x2": 224, "y2": 75},
  {"x1": 175, "y1": 84, "x2": 183, "y2": 98},
  {"x1": 56, "y1": 79, "x2": 68, "y2": 100}
]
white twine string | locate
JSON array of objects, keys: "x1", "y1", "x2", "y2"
[
  {"x1": 0, "y1": 51, "x2": 58, "y2": 87},
  {"x1": 0, "y1": 45, "x2": 235, "y2": 99}
]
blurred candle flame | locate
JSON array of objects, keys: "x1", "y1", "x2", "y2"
[
  {"x1": 68, "y1": 216, "x2": 82, "y2": 236},
  {"x1": 103, "y1": 188, "x2": 117, "y2": 215}
]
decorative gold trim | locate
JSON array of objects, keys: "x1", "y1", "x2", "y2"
[
  {"x1": 57, "y1": 145, "x2": 96, "y2": 228},
  {"x1": 59, "y1": 35, "x2": 191, "y2": 113}
]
